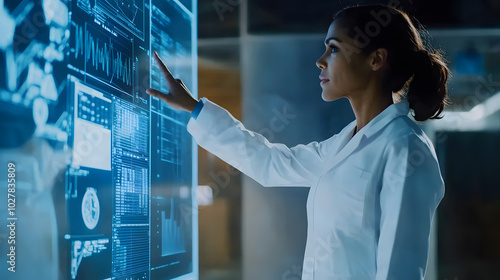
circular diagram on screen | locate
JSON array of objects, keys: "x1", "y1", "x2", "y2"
[{"x1": 81, "y1": 187, "x2": 100, "y2": 230}]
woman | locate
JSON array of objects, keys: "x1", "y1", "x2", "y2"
[{"x1": 147, "y1": 4, "x2": 449, "y2": 280}]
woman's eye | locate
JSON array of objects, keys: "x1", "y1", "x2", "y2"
[{"x1": 329, "y1": 45, "x2": 339, "y2": 53}]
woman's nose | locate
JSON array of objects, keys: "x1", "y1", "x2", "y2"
[{"x1": 316, "y1": 55, "x2": 326, "y2": 70}]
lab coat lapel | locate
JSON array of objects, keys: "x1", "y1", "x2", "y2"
[
  {"x1": 324, "y1": 101, "x2": 410, "y2": 171},
  {"x1": 325, "y1": 121, "x2": 363, "y2": 170}
]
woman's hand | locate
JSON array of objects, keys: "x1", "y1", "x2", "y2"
[{"x1": 146, "y1": 51, "x2": 198, "y2": 113}]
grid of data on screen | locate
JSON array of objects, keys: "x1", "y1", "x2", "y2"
[{"x1": 0, "y1": 0, "x2": 196, "y2": 279}]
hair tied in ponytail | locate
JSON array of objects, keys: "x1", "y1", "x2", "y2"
[
  {"x1": 407, "y1": 48, "x2": 450, "y2": 121},
  {"x1": 333, "y1": 4, "x2": 450, "y2": 121},
  {"x1": 412, "y1": 49, "x2": 432, "y2": 72}
]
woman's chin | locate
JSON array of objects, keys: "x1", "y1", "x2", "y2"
[{"x1": 321, "y1": 91, "x2": 339, "y2": 102}]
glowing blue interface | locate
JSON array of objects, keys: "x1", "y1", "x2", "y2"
[{"x1": 0, "y1": 0, "x2": 198, "y2": 279}]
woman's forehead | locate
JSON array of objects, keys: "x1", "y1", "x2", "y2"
[
  {"x1": 325, "y1": 21, "x2": 366, "y2": 53},
  {"x1": 325, "y1": 22, "x2": 346, "y2": 43}
]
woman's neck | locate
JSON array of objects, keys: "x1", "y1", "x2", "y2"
[{"x1": 349, "y1": 93, "x2": 393, "y2": 135}]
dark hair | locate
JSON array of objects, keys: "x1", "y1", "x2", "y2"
[{"x1": 333, "y1": 4, "x2": 450, "y2": 121}]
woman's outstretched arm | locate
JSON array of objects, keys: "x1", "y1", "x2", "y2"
[
  {"x1": 187, "y1": 97, "x2": 337, "y2": 187},
  {"x1": 146, "y1": 51, "x2": 336, "y2": 187}
]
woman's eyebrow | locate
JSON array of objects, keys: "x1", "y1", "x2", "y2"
[{"x1": 325, "y1": 37, "x2": 342, "y2": 45}]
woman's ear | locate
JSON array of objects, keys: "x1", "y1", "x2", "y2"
[{"x1": 369, "y1": 48, "x2": 388, "y2": 71}]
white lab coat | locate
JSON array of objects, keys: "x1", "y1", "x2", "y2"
[{"x1": 187, "y1": 97, "x2": 445, "y2": 280}]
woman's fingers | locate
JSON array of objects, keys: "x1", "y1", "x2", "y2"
[
  {"x1": 154, "y1": 51, "x2": 176, "y2": 88},
  {"x1": 149, "y1": 51, "x2": 197, "y2": 112},
  {"x1": 146, "y1": 88, "x2": 185, "y2": 110},
  {"x1": 154, "y1": 52, "x2": 190, "y2": 95},
  {"x1": 146, "y1": 88, "x2": 170, "y2": 102},
  {"x1": 176, "y1": 79, "x2": 189, "y2": 91}
]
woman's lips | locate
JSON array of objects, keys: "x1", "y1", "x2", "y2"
[{"x1": 319, "y1": 75, "x2": 330, "y2": 85}]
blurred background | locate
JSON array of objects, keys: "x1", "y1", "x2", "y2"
[{"x1": 196, "y1": 0, "x2": 500, "y2": 280}]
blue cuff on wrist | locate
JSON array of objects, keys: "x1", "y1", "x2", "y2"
[{"x1": 191, "y1": 99, "x2": 204, "y2": 120}]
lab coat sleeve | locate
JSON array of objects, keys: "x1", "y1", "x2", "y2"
[
  {"x1": 375, "y1": 135, "x2": 445, "y2": 280},
  {"x1": 186, "y1": 97, "x2": 336, "y2": 187}
]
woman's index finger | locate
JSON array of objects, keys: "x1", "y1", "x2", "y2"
[{"x1": 154, "y1": 51, "x2": 175, "y2": 85}]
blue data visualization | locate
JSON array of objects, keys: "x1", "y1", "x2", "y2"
[{"x1": 0, "y1": 0, "x2": 198, "y2": 279}]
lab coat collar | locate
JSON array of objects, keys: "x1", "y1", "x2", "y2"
[
  {"x1": 360, "y1": 100, "x2": 410, "y2": 139},
  {"x1": 324, "y1": 101, "x2": 410, "y2": 170}
]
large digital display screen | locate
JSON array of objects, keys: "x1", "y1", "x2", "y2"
[{"x1": 0, "y1": 0, "x2": 198, "y2": 279}]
